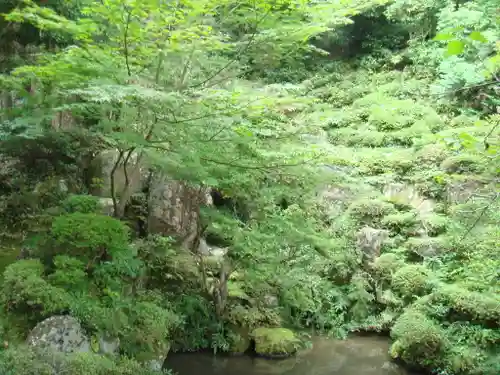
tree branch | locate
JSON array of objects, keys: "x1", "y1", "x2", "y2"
[
  {"x1": 110, "y1": 150, "x2": 125, "y2": 217},
  {"x1": 188, "y1": 8, "x2": 272, "y2": 89},
  {"x1": 123, "y1": 6, "x2": 133, "y2": 77},
  {"x1": 460, "y1": 193, "x2": 499, "y2": 241}
]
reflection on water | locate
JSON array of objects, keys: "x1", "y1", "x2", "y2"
[{"x1": 165, "y1": 336, "x2": 421, "y2": 375}]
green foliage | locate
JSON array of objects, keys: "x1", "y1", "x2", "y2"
[
  {"x1": 0, "y1": 346, "x2": 167, "y2": 375},
  {"x1": 373, "y1": 253, "x2": 405, "y2": 282},
  {"x1": 49, "y1": 213, "x2": 130, "y2": 263},
  {"x1": 441, "y1": 154, "x2": 487, "y2": 174},
  {"x1": 390, "y1": 309, "x2": 447, "y2": 367},
  {"x1": 430, "y1": 285, "x2": 500, "y2": 326},
  {"x1": 0, "y1": 0, "x2": 498, "y2": 373},
  {"x1": 168, "y1": 294, "x2": 220, "y2": 352},
  {"x1": 47, "y1": 255, "x2": 88, "y2": 291},
  {"x1": 391, "y1": 264, "x2": 434, "y2": 300},
  {"x1": 1, "y1": 259, "x2": 70, "y2": 321},
  {"x1": 348, "y1": 198, "x2": 396, "y2": 224},
  {"x1": 61, "y1": 194, "x2": 100, "y2": 214},
  {"x1": 381, "y1": 212, "x2": 419, "y2": 235},
  {"x1": 120, "y1": 301, "x2": 178, "y2": 361}
]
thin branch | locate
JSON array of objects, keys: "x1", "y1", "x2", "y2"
[
  {"x1": 199, "y1": 154, "x2": 323, "y2": 171},
  {"x1": 160, "y1": 95, "x2": 276, "y2": 126},
  {"x1": 188, "y1": 9, "x2": 272, "y2": 89},
  {"x1": 122, "y1": 147, "x2": 136, "y2": 185},
  {"x1": 123, "y1": 6, "x2": 133, "y2": 77},
  {"x1": 483, "y1": 120, "x2": 499, "y2": 149},
  {"x1": 435, "y1": 80, "x2": 499, "y2": 98},
  {"x1": 143, "y1": 140, "x2": 324, "y2": 171},
  {"x1": 460, "y1": 193, "x2": 499, "y2": 241},
  {"x1": 110, "y1": 150, "x2": 125, "y2": 217},
  {"x1": 177, "y1": 47, "x2": 196, "y2": 90},
  {"x1": 154, "y1": 50, "x2": 165, "y2": 85}
]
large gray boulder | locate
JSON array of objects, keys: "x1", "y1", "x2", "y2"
[
  {"x1": 148, "y1": 177, "x2": 212, "y2": 248},
  {"x1": 26, "y1": 315, "x2": 91, "y2": 354},
  {"x1": 356, "y1": 226, "x2": 390, "y2": 263}
]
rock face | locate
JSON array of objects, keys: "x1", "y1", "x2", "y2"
[
  {"x1": 356, "y1": 226, "x2": 390, "y2": 262},
  {"x1": 90, "y1": 150, "x2": 148, "y2": 198},
  {"x1": 96, "y1": 335, "x2": 120, "y2": 355},
  {"x1": 383, "y1": 183, "x2": 434, "y2": 216},
  {"x1": 252, "y1": 328, "x2": 300, "y2": 358},
  {"x1": 98, "y1": 197, "x2": 115, "y2": 216},
  {"x1": 145, "y1": 355, "x2": 167, "y2": 371},
  {"x1": 143, "y1": 342, "x2": 171, "y2": 371},
  {"x1": 26, "y1": 315, "x2": 91, "y2": 354},
  {"x1": 148, "y1": 176, "x2": 212, "y2": 248},
  {"x1": 228, "y1": 325, "x2": 251, "y2": 355},
  {"x1": 88, "y1": 149, "x2": 216, "y2": 247},
  {"x1": 197, "y1": 238, "x2": 228, "y2": 258},
  {"x1": 446, "y1": 179, "x2": 482, "y2": 204}
]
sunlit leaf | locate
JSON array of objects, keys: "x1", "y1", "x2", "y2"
[
  {"x1": 469, "y1": 31, "x2": 488, "y2": 43},
  {"x1": 434, "y1": 33, "x2": 454, "y2": 41},
  {"x1": 446, "y1": 40, "x2": 465, "y2": 56}
]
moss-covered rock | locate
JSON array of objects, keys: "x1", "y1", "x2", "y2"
[
  {"x1": 390, "y1": 310, "x2": 447, "y2": 368},
  {"x1": 227, "y1": 325, "x2": 251, "y2": 355},
  {"x1": 441, "y1": 154, "x2": 486, "y2": 174},
  {"x1": 391, "y1": 264, "x2": 434, "y2": 300},
  {"x1": 348, "y1": 198, "x2": 396, "y2": 225},
  {"x1": 373, "y1": 253, "x2": 405, "y2": 282},
  {"x1": 404, "y1": 236, "x2": 449, "y2": 258},
  {"x1": 251, "y1": 328, "x2": 300, "y2": 358}
]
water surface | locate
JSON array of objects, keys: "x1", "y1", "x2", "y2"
[{"x1": 165, "y1": 336, "x2": 421, "y2": 375}]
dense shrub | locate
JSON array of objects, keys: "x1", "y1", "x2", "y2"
[
  {"x1": 1, "y1": 260, "x2": 70, "y2": 321},
  {"x1": 47, "y1": 255, "x2": 88, "y2": 291},
  {"x1": 0, "y1": 346, "x2": 166, "y2": 375},
  {"x1": 390, "y1": 310, "x2": 447, "y2": 368},
  {"x1": 381, "y1": 212, "x2": 419, "y2": 235},
  {"x1": 373, "y1": 253, "x2": 405, "y2": 282},
  {"x1": 432, "y1": 285, "x2": 500, "y2": 327},
  {"x1": 441, "y1": 155, "x2": 486, "y2": 174},
  {"x1": 348, "y1": 198, "x2": 396, "y2": 224},
  {"x1": 49, "y1": 213, "x2": 130, "y2": 264},
  {"x1": 61, "y1": 194, "x2": 100, "y2": 214},
  {"x1": 391, "y1": 264, "x2": 434, "y2": 300},
  {"x1": 120, "y1": 301, "x2": 180, "y2": 361}
]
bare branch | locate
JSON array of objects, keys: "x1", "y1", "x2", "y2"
[
  {"x1": 110, "y1": 150, "x2": 125, "y2": 217},
  {"x1": 188, "y1": 8, "x2": 272, "y2": 89},
  {"x1": 460, "y1": 193, "x2": 499, "y2": 241},
  {"x1": 123, "y1": 6, "x2": 133, "y2": 77}
]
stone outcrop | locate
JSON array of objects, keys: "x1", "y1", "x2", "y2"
[
  {"x1": 383, "y1": 183, "x2": 434, "y2": 216},
  {"x1": 89, "y1": 150, "x2": 148, "y2": 198},
  {"x1": 251, "y1": 327, "x2": 300, "y2": 358},
  {"x1": 356, "y1": 226, "x2": 390, "y2": 263},
  {"x1": 88, "y1": 149, "x2": 214, "y2": 249},
  {"x1": 445, "y1": 179, "x2": 483, "y2": 204},
  {"x1": 227, "y1": 325, "x2": 251, "y2": 355},
  {"x1": 27, "y1": 315, "x2": 91, "y2": 354},
  {"x1": 148, "y1": 176, "x2": 212, "y2": 249},
  {"x1": 95, "y1": 334, "x2": 120, "y2": 356},
  {"x1": 26, "y1": 315, "x2": 169, "y2": 369}
]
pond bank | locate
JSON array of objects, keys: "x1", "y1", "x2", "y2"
[{"x1": 164, "y1": 335, "x2": 424, "y2": 375}]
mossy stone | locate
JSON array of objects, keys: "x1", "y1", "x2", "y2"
[
  {"x1": 251, "y1": 328, "x2": 299, "y2": 358},
  {"x1": 227, "y1": 325, "x2": 251, "y2": 355}
]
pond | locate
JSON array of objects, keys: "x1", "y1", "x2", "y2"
[{"x1": 165, "y1": 335, "x2": 422, "y2": 375}]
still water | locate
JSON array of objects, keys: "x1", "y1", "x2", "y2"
[{"x1": 165, "y1": 336, "x2": 421, "y2": 375}]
